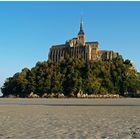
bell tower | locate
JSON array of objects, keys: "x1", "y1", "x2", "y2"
[{"x1": 78, "y1": 18, "x2": 86, "y2": 46}]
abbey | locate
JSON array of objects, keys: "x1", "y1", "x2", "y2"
[{"x1": 48, "y1": 20, "x2": 118, "y2": 62}]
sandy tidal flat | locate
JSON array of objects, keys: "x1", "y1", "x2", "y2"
[{"x1": 0, "y1": 98, "x2": 140, "y2": 139}]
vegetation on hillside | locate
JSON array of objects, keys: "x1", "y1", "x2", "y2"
[{"x1": 1, "y1": 55, "x2": 140, "y2": 97}]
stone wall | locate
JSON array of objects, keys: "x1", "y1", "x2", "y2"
[{"x1": 49, "y1": 45, "x2": 118, "y2": 62}]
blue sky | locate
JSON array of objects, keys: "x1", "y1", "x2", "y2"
[{"x1": 0, "y1": 1, "x2": 140, "y2": 95}]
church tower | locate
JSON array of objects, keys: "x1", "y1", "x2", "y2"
[{"x1": 78, "y1": 19, "x2": 86, "y2": 46}]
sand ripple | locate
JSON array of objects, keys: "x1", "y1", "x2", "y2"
[{"x1": 0, "y1": 98, "x2": 140, "y2": 139}]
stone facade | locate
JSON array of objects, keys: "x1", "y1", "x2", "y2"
[{"x1": 48, "y1": 20, "x2": 118, "y2": 62}]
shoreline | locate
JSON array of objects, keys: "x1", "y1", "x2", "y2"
[{"x1": 0, "y1": 96, "x2": 139, "y2": 99}]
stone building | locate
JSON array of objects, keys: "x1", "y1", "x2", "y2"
[{"x1": 48, "y1": 20, "x2": 119, "y2": 62}]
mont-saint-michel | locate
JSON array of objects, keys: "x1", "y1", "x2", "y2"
[
  {"x1": 1, "y1": 21, "x2": 140, "y2": 98},
  {"x1": 1, "y1": 20, "x2": 140, "y2": 98}
]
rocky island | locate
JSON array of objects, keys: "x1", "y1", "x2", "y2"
[{"x1": 1, "y1": 21, "x2": 140, "y2": 98}]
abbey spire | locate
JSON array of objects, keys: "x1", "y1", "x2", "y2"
[
  {"x1": 78, "y1": 18, "x2": 86, "y2": 45},
  {"x1": 78, "y1": 18, "x2": 85, "y2": 35}
]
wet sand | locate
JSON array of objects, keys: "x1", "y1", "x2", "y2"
[{"x1": 0, "y1": 98, "x2": 140, "y2": 139}]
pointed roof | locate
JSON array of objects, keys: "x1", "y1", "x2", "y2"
[{"x1": 78, "y1": 18, "x2": 85, "y2": 35}]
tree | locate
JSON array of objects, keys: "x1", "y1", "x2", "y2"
[{"x1": 1, "y1": 56, "x2": 140, "y2": 97}]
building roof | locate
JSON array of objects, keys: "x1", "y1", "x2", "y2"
[
  {"x1": 52, "y1": 44, "x2": 66, "y2": 48},
  {"x1": 86, "y1": 41, "x2": 99, "y2": 44},
  {"x1": 52, "y1": 41, "x2": 99, "y2": 49}
]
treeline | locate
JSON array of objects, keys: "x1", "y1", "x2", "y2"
[{"x1": 1, "y1": 55, "x2": 140, "y2": 97}]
